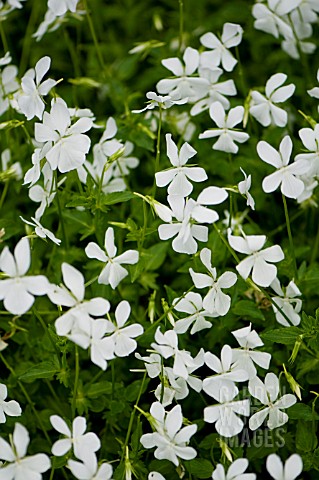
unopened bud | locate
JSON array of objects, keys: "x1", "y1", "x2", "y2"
[
  {"x1": 283, "y1": 364, "x2": 302, "y2": 400},
  {"x1": 218, "y1": 438, "x2": 233, "y2": 463},
  {"x1": 289, "y1": 335, "x2": 303, "y2": 364},
  {"x1": 161, "y1": 298, "x2": 175, "y2": 327},
  {"x1": 148, "y1": 290, "x2": 156, "y2": 324}
]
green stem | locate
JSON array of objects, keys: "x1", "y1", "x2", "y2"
[
  {"x1": 152, "y1": 105, "x2": 163, "y2": 198},
  {"x1": 83, "y1": 0, "x2": 105, "y2": 73},
  {"x1": 72, "y1": 345, "x2": 80, "y2": 417},
  {"x1": 0, "y1": 353, "x2": 51, "y2": 444},
  {"x1": 178, "y1": 0, "x2": 184, "y2": 53},
  {"x1": 311, "y1": 220, "x2": 319, "y2": 264},
  {"x1": 282, "y1": 194, "x2": 298, "y2": 280},
  {"x1": 0, "y1": 21, "x2": 8, "y2": 52},
  {"x1": 0, "y1": 182, "x2": 9, "y2": 210},
  {"x1": 121, "y1": 372, "x2": 147, "y2": 475},
  {"x1": 33, "y1": 309, "x2": 62, "y2": 368},
  {"x1": 54, "y1": 171, "x2": 69, "y2": 249}
]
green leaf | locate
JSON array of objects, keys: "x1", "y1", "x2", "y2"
[
  {"x1": 102, "y1": 191, "x2": 136, "y2": 205},
  {"x1": 185, "y1": 459, "x2": 214, "y2": 478},
  {"x1": 261, "y1": 327, "x2": 303, "y2": 345},
  {"x1": 287, "y1": 403, "x2": 319, "y2": 421},
  {"x1": 233, "y1": 300, "x2": 265, "y2": 320},
  {"x1": 19, "y1": 361, "x2": 58, "y2": 383},
  {"x1": 296, "y1": 421, "x2": 318, "y2": 452},
  {"x1": 125, "y1": 379, "x2": 149, "y2": 402},
  {"x1": 144, "y1": 242, "x2": 169, "y2": 271},
  {"x1": 85, "y1": 381, "x2": 113, "y2": 398}
]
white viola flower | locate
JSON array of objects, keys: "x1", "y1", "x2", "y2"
[
  {"x1": 23, "y1": 143, "x2": 52, "y2": 187},
  {"x1": 1, "y1": 148, "x2": 22, "y2": 181},
  {"x1": 92, "y1": 117, "x2": 123, "y2": 170},
  {"x1": 149, "y1": 473, "x2": 166, "y2": 480},
  {"x1": 104, "y1": 300, "x2": 143, "y2": 357},
  {"x1": 200, "y1": 23, "x2": 244, "y2": 72},
  {"x1": 228, "y1": 231, "x2": 284, "y2": 287},
  {"x1": 157, "y1": 47, "x2": 209, "y2": 102},
  {"x1": 135, "y1": 352, "x2": 162, "y2": 378},
  {"x1": 50, "y1": 415, "x2": 100, "y2": 461},
  {"x1": 111, "y1": 141, "x2": 139, "y2": 178},
  {"x1": 35, "y1": 98, "x2": 92, "y2": 173},
  {"x1": 48, "y1": 0, "x2": 79, "y2": 16},
  {"x1": 249, "y1": 73, "x2": 295, "y2": 127},
  {"x1": 213, "y1": 458, "x2": 256, "y2": 480},
  {"x1": 257, "y1": 136, "x2": 308, "y2": 199},
  {"x1": 89, "y1": 319, "x2": 115, "y2": 370},
  {"x1": 173, "y1": 292, "x2": 215, "y2": 334},
  {"x1": 48, "y1": 263, "x2": 110, "y2": 341},
  {"x1": 191, "y1": 186, "x2": 229, "y2": 225},
  {"x1": 68, "y1": 454, "x2": 113, "y2": 480},
  {"x1": 163, "y1": 349, "x2": 204, "y2": 400},
  {"x1": 204, "y1": 383, "x2": 250, "y2": 438},
  {"x1": 0, "y1": 384, "x2": 21, "y2": 423},
  {"x1": 0, "y1": 237, "x2": 50, "y2": 315},
  {"x1": 199, "y1": 101, "x2": 249, "y2": 154},
  {"x1": 140, "y1": 402, "x2": 197, "y2": 466},
  {"x1": 158, "y1": 196, "x2": 209, "y2": 255},
  {"x1": 85, "y1": 227, "x2": 139, "y2": 289},
  {"x1": 132, "y1": 91, "x2": 187, "y2": 113},
  {"x1": 266, "y1": 453, "x2": 303, "y2": 480},
  {"x1": 0, "y1": 64, "x2": 19, "y2": 116},
  {"x1": 17, "y1": 56, "x2": 57, "y2": 120},
  {"x1": 270, "y1": 278, "x2": 302, "y2": 326},
  {"x1": 281, "y1": 33, "x2": 316, "y2": 60},
  {"x1": 191, "y1": 67, "x2": 237, "y2": 116},
  {"x1": 295, "y1": 124, "x2": 319, "y2": 178},
  {"x1": 155, "y1": 134, "x2": 207, "y2": 197},
  {"x1": 32, "y1": 9, "x2": 59, "y2": 42},
  {"x1": 252, "y1": 2, "x2": 295, "y2": 40},
  {"x1": 231, "y1": 324, "x2": 271, "y2": 380},
  {"x1": 28, "y1": 163, "x2": 57, "y2": 220},
  {"x1": 307, "y1": 69, "x2": 319, "y2": 102},
  {"x1": 20, "y1": 216, "x2": 61, "y2": 245},
  {"x1": 0, "y1": 423, "x2": 50, "y2": 478},
  {"x1": 238, "y1": 168, "x2": 255, "y2": 210},
  {"x1": 151, "y1": 327, "x2": 197, "y2": 380},
  {"x1": 203, "y1": 345, "x2": 249, "y2": 400},
  {"x1": 248, "y1": 373, "x2": 296, "y2": 430},
  {"x1": 0, "y1": 52, "x2": 11, "y2": 66},
  {"x1": 190, "y1": 248, "x2": 237, "y2": 315}
]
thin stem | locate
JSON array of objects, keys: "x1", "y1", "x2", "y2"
[
  {"x1": 121, "y1": 372, "x2": 147, "y2": 474},
  {"x1": 311, "y1": 220, "x2": 319, "y2": 264},
  {"x1": 178, "y1": 0, "x2": 184, "y2": 53},
  {"x1": 72, "y1": 345, "x2": 80, "y2": 417},
  {"x1": 152, "y1": 105, "x2": 163, "y2": 199},
  {"x1": 0, "y1": 21, "x2": 8, "y2": 52},
  {"x1": 54, "y1": 171, "x2": 69, "y2": 249},
  {"x1": 282, "y1": 194, "x2": 298, "y2": 280},
  {"x1": 0, "y1": 182, "x2": 9, "y2": 210},
  {"x1": 33, "y1": 309, "x2": 61, "y2": 368},
  {"x1": 83, "y1": 0, "x2": 105, "y2": 73},
  {"x1": 0, "y1": 353, "x2": 51, "y2": 444}
]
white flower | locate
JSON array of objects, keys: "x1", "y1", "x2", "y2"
[
  {"x1": 295, "y1": 124, "x2": 319, "y2": 178},
  {"x1": 48, "y1": 0, "x2": 79, "y2": 16},
  {"x1": 0, "y1": 384, "x2": 21, "y2": 423},
  {"x1": 68, "y1": 454, "x2": 113, "y2": 480},
  {"x1": 48, "y1": 263, "x2": 110, "y2": 341},
  {"x1": 257, "y1": 136, "x2": 308, "y2": 199},
  {"x1": 85, "y1": 227, "x2": 139, "y2": 289},
  {"x1": 157, "y1": 47, "x2": 209, "y2": 102},
  {"x1": 238, "y1": 168, "x2": 255, "y2": 210},
  {"x1": 0, "y1": 237, "x2": 50, "y2": 315},
  {"x1": 200, "y1": 23, "x2": 243, "y2": 72},
  {"x1": 204, "y1": 383, "x2": 250, "y2": 437},
  {"x1": 0, "y1": 423, "x2": 50, "y2": 479},
  {"x1": 228, "y1": 231, "x2": 284, "y2": 287},
  {"x1": 212, "y1": 458, "x2": 256, "y2": 480},
  {"x1": 132, "y1": 91, "x2": 187, "y2": 113},
  {"x1": 270, "y1": 278, "x2": 302, "y2": 326},
  {"x1": 191, "y1": 67, "x2": 237, "y2": 115},
  {"x1": 155, "y1": 134, "x2": 207, "y2": 197},
  {"x1": 252, "y1": 3, "x2": 295, "y2": 40},
  {"x1": 248, "y1": 373, "x2": 296, "y2": 430},
  {"x1": 249, "y1": 73, "x2": 295, "y2": 127},
  {"x1": 135, "y1": 352, "x2": 162, "y2": 379},
  {"x1": 189, "y1": 248, "x2": 237, "y2": 315},
  {"x1": 17, "y1": 56, "x2": 57, "y2": 120},
  {"x1": 151, "y1": 327, "x2": 197, "y2": 380},
  {"x1": 203, "y1": 345, "x2": 249, "y2": 399},
  {"x1": 35, "y1": 98, "x2": 92, "y2": 173},
  {"x1": 199, "y1": 101, "x2": 249, "y2": 154},
  {"x1": 50, "y1": 415, "x2": 100, "y2": 461},
  {"x1": 88, "y1": 319, "x2": 115, "y2": 370},
  {"x1": 173, "y1": 292, "x2": 215, "y2": 334},
  {"x1": 231, "y1": 323, "x2": 271, "y2": 379},
  {"x1": 149, "y1": 473, "x2": 166, "y2": 480},
  {"x1": 104, "y1": 300, "x2": 143, "y2": 357},
  {"x1": 266, "y1": 453, "x2": 303, "y2": 480},
  {"x1": 20, "y1": 216, "x2": 61, "y2": 245},
  {"x1": 140, "y1": 402, "x2": 197, "y2": 466},
  {"x1": 28, "y1": 163, "x2": 57, "y2": 219},
  {"x1": 92, "y1": 117, "x2": 123, "y2": 169}
]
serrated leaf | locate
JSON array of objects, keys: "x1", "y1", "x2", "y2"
[
  {"x1": 19, "y1": 361, "x2": 58, "y2": 383},
  {"x1": 261, "y1": 327, "x2": 303, "y2": 345},
  {"x1": 102, "y1": 191, "x2": 136, "y2": 205}
]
